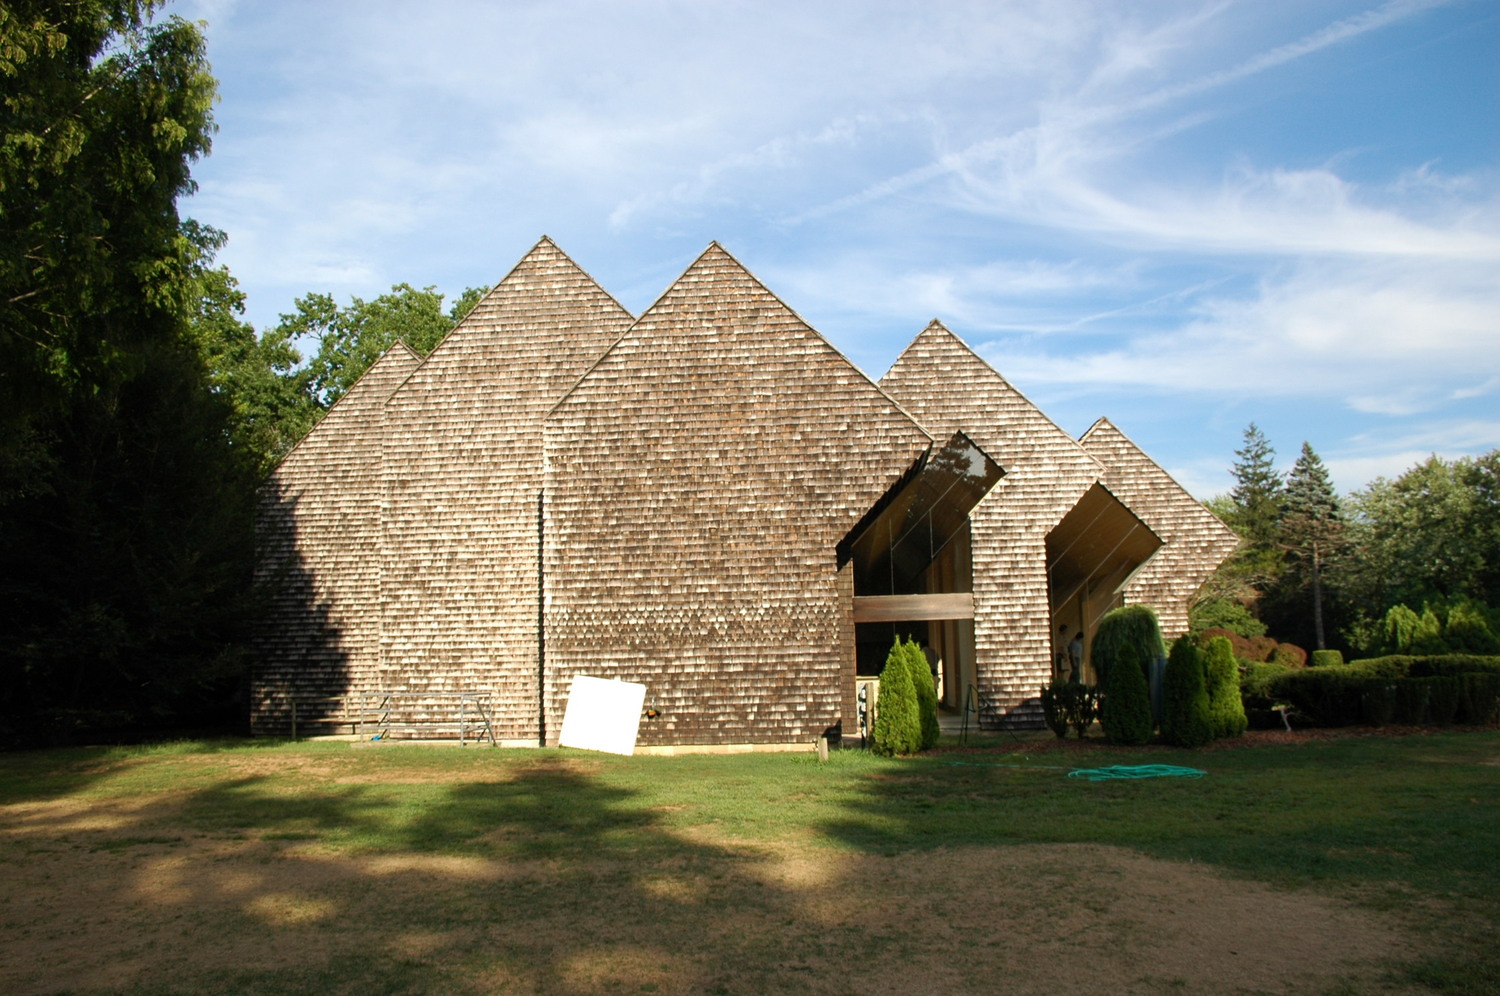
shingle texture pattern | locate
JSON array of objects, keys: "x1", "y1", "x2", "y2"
[
  {"x1": 379, "y1": 238, "x2": 635, "y2": 739},
  {"x1": 543, "y1": 245, "x2": 930, "y2": 745},
  {"x1": 1081, "y1": 418, "x2": 1241, "y2": 640},
  {"x1": 253, "y1": 241, "x2": 1234, "y2": 743},
  {"x1": 880, "y1": 323, "x2": 1107, "y2": 725},
  {"x1": 253, "y1": 343, "x2": 422, "y2": 733}
]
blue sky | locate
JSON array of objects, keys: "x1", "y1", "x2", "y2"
[{"x1": 177, "y1": 0, "x2": 1498, "y2": 498}]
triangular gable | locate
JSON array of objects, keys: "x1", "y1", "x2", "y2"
[
  {"x1": 546, "y1": 243, "x2": 930, "y2": 494},
  {"x1": 880, "y1": 321, "x2": 1103, "y2": 480},
  {"x1": 1080, "y1": 417, "x2": 1241, "y2": 637},
  {"x1": 269, "y1": 341, "x2": 421, "y2": 475},
  {"x1": 880, "y1": 320, "x2": 1102, "y2": 512},
  {"x1": 388, "y1": 235, "x2": 634, "y2": 413},
  {"x1": 1080, "y1": 417, "x2": 1239, "y2": 553}
]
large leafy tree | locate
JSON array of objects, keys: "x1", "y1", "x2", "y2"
[
  {"x1": 1279, "y1": 442, "x2": 1344, "y2": 650},
  {"x1": 0, "y1": 2, "x2": 250, "y2": 737},
  {"x1": 1345, "y1": 452, "x2": 1500, "y2": 618},
  {"x1": 273, "y1": 283, "x2": 485, "y2": 411}
]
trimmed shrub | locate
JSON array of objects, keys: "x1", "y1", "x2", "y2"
[
  {"x1": 1162, "y1": 636, "x2": 1213, "y2": 748},
  {"x1": 1240, "y1": 660, "x2": 1293, "y2": 710},
  {"x1": 898, "y1": 638, "x2": 940, "y2": 749},
  {"x1": 1101, "y1": 643, "x2": 1154, "y2": 746},
  {"x1": 1063, "y1": 683, "x2": 1099, "y2": 738},
  {"x1": 1344, "y1": 656, "x2": 1416, "y2": 679},
  {"x1": 1362, "y1": 682, "x2": 1398, "y2": 726},
  {"x1": 1425, "y1": 676, "x2": 1462, "y2": 725},
  {"x1": 1270, "y1": 643, "x2": 1307, "y2": 668},
  {"x1": 872, "y1": 650, "x2": 921, "y2": 756},
  {"x1": 1092, "y1": 605, "x2": 1166, "y2": 687},
  {"x1": 1039, "y1": 681, "x2": 1069, "y2": 739},
  {"x1": 1406, "y1": 655, "x2": 1500, "y2": 678},
  {"x1": 1458, "y1": 673, "x2": 1500, "y2": 724},
  {"x1": 1310, "y1": 649, "x2": 1344, "y2": 668},
  {"x1": 1268, "y1": 669, "x2": 1371, "y2": 727},
  {"x1": 1204, "y1": 636, "x2": 1248, "y2": 738},
  {"x1": 1395, "y1": 680, "x2": 1430, "y2": 724}
]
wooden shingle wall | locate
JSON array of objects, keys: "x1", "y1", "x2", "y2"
[
  {"x1": 378, "y1": 238, "x2": 634, "y2": 740},
  {"x1": 1080, "y1": 418, "x2": 1240, "y2": 640},
  {"x1": 252, "y1": 344, "x2": 423, "y2": 733},
  {"x1": 542, "y1": 245, "x2": 931, "y2": 746},
  {"x1": 879, "y1": 323, "x2": 1104, "y2": 726}
]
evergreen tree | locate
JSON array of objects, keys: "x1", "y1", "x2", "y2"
[
  {"x1": 1101, "y1": 643, "x2": 1153, "y2": 746},
  {"x1": 1230, "y1": 423, "x2": 1284, "y2": 549},
  {"x1": 872, "y1": 648, "x2": 920, "y2": 756},
  {"x1": 1203, "y1": 637, "x2": 1248, "y2": 738},
  {"x1": 899, "y1": 638, "x2": 940, "y2": 749},
  {"x1": 1161, "y1": 636, "x2": 1214, "y2": 747},
  {"x1": 1280, "y1": 442, "x2": 1344, "y2": 650}
]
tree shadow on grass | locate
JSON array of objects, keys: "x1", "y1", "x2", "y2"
[{"x1": 2, "y1": 755, "x2": 825, "y2": 996}]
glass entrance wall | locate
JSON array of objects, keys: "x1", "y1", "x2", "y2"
[
  {"x1": 844, "y1": 433, "x2": 1002, "y2": 596},
  {"x1": 1045, "y1": 483, "x2": 1162, "y2": 684},
  {"x1": 845, "y1": 435, "x2": 999, "y2": 714}
]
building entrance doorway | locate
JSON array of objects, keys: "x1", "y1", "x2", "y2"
[{"x1": 841, "y1": 433, "x2": 1002, "y2": 711}]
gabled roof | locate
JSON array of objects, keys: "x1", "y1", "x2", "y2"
[
  {"x1": 387, "y1": 235, "x2": 634, "y2": 413},
  {"x1": 544, "y1": 239, "x2": 932, "y2": 557},
  {"x1": 1079, "y1": 417, "x2": 1240, "y2": 553},
  {"x1": 548, "y1": 241, "x2": 929, "y2": 451},
  {"x1": 880, "y1": 320, "x2": 1103, "y2": 496},
  {"x1": 1079, "y1": 417, "x2": 1240, "y2": 632},
  {"x1": 270, "y1": 341, "x2": 422, "y2": 473}
]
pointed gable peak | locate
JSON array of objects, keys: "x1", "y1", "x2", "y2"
[
  {"x1": 682, "y1": 240, "x2": 754, "y2": 279},
  {"x1": 1081, "y1": 416, "x2": 1119, "y2": 443},
  {"x1": 641, "y1": 240, "x2": 797, "y2": 319},
  {"x1": 891, "y1": 319, "x2": 992, "y2": 378}
]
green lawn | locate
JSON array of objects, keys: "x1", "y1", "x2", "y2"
[{"x1": 2, "y1": 730, "x2": 1497, "y2": 995}]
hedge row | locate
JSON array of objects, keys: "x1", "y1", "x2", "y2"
[{"x1": 1267, "y1": 655, "x2": 1500, "y2": 727}]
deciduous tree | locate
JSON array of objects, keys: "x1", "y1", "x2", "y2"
[{"x1": 0, "y1": 2, "x2": 250, "y2": 737}]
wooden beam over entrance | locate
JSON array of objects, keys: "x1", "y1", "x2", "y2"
[{"x1": 852, "y1": 592, "x2": 975, "y2": 623}]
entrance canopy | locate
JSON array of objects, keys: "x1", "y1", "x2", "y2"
[
  {"x1": 841, "y1": 432, "x2": 1003, "y2": 596},
  {"x1": 1046, "y1": 482, "x2": 1162, "y2": 609}
]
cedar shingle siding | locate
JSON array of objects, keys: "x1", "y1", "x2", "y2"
[
  {"x1": 254, "y1": 239, "x2": 1234, "y2": 744},
  {"x1": 1080, "y1": 418, "x2": 1242, "y2": 641}
]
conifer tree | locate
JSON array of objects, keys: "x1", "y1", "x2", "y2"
[
  {"x1": 1280, "y1": 442, "x2": 1344, "y2": 649},
  {"x1": 899, "y1": 638, "x2": 940, "y2": 749},
  {"x1": 1204, "y1": 636, "x2": 1248, "y2": 738},
  {"x1": 1231, "y1": 423, "x2": 1283, "y2": 544},
  {"x1": 1161, "y1": 636, "x2": 1214, "y2": 747},
  {"x1": 1101, "y1": 643, "x2": 1154, "y2": 746},
  {"x1": 872, "y1": 646, "x2": 921, "y2": 756}
]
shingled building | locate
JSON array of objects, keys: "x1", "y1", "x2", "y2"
[{"x1": 254, "y1": 238, "x2": 1237, "y2": 748}]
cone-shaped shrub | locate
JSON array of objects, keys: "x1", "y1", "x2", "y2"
[
  {"x1": 1205, "y1": 635, "x2": 1248, "y2": 737},
  {"x1": 1101, "y1": 642, "x2": 1154, "y2": 745},
  {"x1": 872, "y1": 646, "x2": 921, "y2": 756},
  {"x1": 899, "y1": 637, "x2": 941, "y2": 749},
  {"x1": 1162, "y1": 635, "x2": 1214, "y2": 747},
  {"x1": 1091, "y1": 605, "x2": 1165, "y2": 687}
]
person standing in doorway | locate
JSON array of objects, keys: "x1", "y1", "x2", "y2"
[{"x1": 1068, "y1": 628, "x2": 1085, "y2": 684}]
